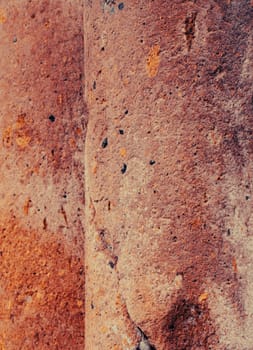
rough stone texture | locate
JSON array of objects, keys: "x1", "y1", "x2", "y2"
[
  {"x1": 0, "y1": 1, "x2": 85, "y2": 349},
  {"x1": 84, "y1": 1, "x2": 253, "y2": 349},
  {"x1": 1, "y1": 1, "x2": 253, "y2": 349}
]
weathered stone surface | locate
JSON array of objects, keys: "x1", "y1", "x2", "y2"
[
  {"x1": 1, "y1": 1, "x2": 253, "y2": 349},
  {"x1": 84, "y1": 1, "x2": 253, "y2": 349},
  {"x1": 0, "y1": 1, "x2": 85, "y2": 349}
]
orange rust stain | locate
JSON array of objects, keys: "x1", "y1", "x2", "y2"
[
  {"x1": 146, "y1": 44, "x2": 160, "y2": 77},
  {"x1": 75, "y1": 127, "x2": 82, "y2": 136},
  {"x1": 112, "y1": 345, "x2": 123, "y2": 350},
  {"x1": 100, "y1": 326, "x2": 108, "y2": 334},
  {"x1": 92, "y1": 161, "x2": 98, "y2": 174},
  {"x1": 57, "y1": 94, "x2": 63, "y2": 105},
  {"x1": 0, "y1": 217, "x2": 85, "y2": 348},
  {"x1": 16, "y1": 135, "x2": 31, "y2": 148},
  {"x1": 190, "y1": 217, "x2": 202, "y2": 228},
  {"x1": 120, "y1": 148, "x2": 126, "y2": 157},
  {"x1": 77, "y1": 299, "x2": 83, "y2": 308},
  {"x1": 2, "y1": 127, "x2": 12, "y2": 147},
  {"x1": 0, "y1": 9, "x2": 6, "y2": 23},
  {"x1": 15, "y1": 114, "x2": 26, "y2": 129},
  {"x1": 123, "y1": 78, "x2": 130, "y2": 86},
  {"x1": 69, "y1": 138, "x2": 76, "y2": 148},
  {"x1": 23, "y1": 198, "x2": 32, "y2": 215},
  {"x1": 198, "y1": 292, "x2": 208, "y2": 303},
  {"x1": 232, "y1": 257, "x2": 238, "y2": 273},
  {"x1": 88, "y1": 90, "x2": 95, "y2": 103},
  {"x1": 44, "y1": 20, "x2": 50, "y2": 28}
]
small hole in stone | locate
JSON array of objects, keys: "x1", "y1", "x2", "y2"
[
  {"x1": 118, "y1": 2, "x2": 124, "y2": 10},
  {"x1": 108, "y1": 261, "x2": 115, "y2": 268},
  {"x1": 48, "y1": 114, "x2": 55, "y2": 122},
  {"x1": 121, "y1": 163, "x2": 127, "y2": 174},
  {"x1": 101, "y1": 137, "x2": 108, "y2": 148},
  {"x1": 119, "y1": 129, "x2": 124, "y2": 135}
]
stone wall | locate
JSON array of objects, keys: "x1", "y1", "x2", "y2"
[
  {"x1": 0, "y1": 1, "x2": 85, "y2": 349},
  {"x1": 84, "y1": 1, "x2": 253, "y2": 349},
  {"x1": 0, "y1": 1, "x2": 253, "y2": 349}
]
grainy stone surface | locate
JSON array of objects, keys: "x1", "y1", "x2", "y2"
[
  {"x1": 0, "y1": 1, "x2": 85, "y2": 349},
  {"x1": 84, "y1": 1, "x2": 253, "y2": 349},
  {"x1": 1, "y1": 1, "x2": 253, "y2": 349}
]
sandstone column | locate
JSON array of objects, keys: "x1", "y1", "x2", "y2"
[
  {"x1": 0, "y1": 1, "x2": 85, "y2": 349},
  {"x1": 84, "y1": 1, "x2": 253, "y2": 349}
]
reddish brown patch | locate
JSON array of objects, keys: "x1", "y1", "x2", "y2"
[{"x1": 0, "y1": 218, "x2": 84, "y2": 349}]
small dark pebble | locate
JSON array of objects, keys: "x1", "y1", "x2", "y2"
[
  {"x1": 124, "y1": 109, "x2": 128, "y2": 115},
  {"x1": 119, "y1": 129, "x2": 124, "y2": 135},
  {"x1": 109, "y1": 261, "x2": 115, "y2": 268},
  {"x1": 101, "y1": 137, "x2": 108, "y2": 148},
  {"x1": 121, "y1": 163, "x2": 127, "y2": 174},
  {"x1": 118, "y1": 2, "x2": 124, "y2": 10},
  {"x1": 13, "y1": 37, "x2": 17, "y2": 43},
  {"x1": 93, "y1": 81, "x2": 96, "y2": 89},
  {"x1": 91, "y1": 302, "x2": 94, "y2": 309},
  {"x1": 149, "y1": 160, "x2": 156, "y2": 165},
  {"x1": 245, "y1": 195, "x2": 250, "y2": 200},
  {"x1": 48, "y1": 114, "x2": 55, "y2": 122},
  {"x1": 227, "y1": 229, "x2": 231, "y2": 236}
]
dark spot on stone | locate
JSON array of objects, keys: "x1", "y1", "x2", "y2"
[
  {"x1": 124, "y1": 109, "x2": 128, "y2": 115},
  {"x1": 245, "y1": 195, "x2": 250, "y2": 200},
  {"x1": 101, "y1": 46, "x2": 105, "y2": 51},
  {"x1": 101, "y1": 137, "x2": 108, "y2": 148},
  {"x1": 13, "y1": 36, "x2": 17, "y2": 43},
  {"x1": 108, "y1": 261, "x2": 115, "y2": 268},
  {"x1": 93, "y1": 81, "x2": 96, "y2": 89},
  {"x1": 48, "y1": 114, "x2": 55, "y2": 122},
  {"x1": 209, "y1": 65, "x2": 223, "y2": 77},
  {"x1": 164, "y1": 297, "x2": 217, "y2": 349},
  {"x1": 91, "y1": 302, "x2": 94, "y2": 309},
  {"x1": 119, "y1": 129, "x2": 124, "y2": 134},
  {"x1": 149, "y1": 160, "x2": 156, "y2": 165},
  {"x1": 185, "y1": 12, "x2": 197, "y2": 51},
  {"x1": 118, "y1": 2, "x2": 124, "y2": 10},
  {"x1": 121, "y1": 163, "x2": 127, "y2": 174},
  {"x1": 227, "y1": 228, "x2": 231, "y2": 236},
  {"x1": 43, "y1": 217, "x2": 47, "y2": 230}
]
